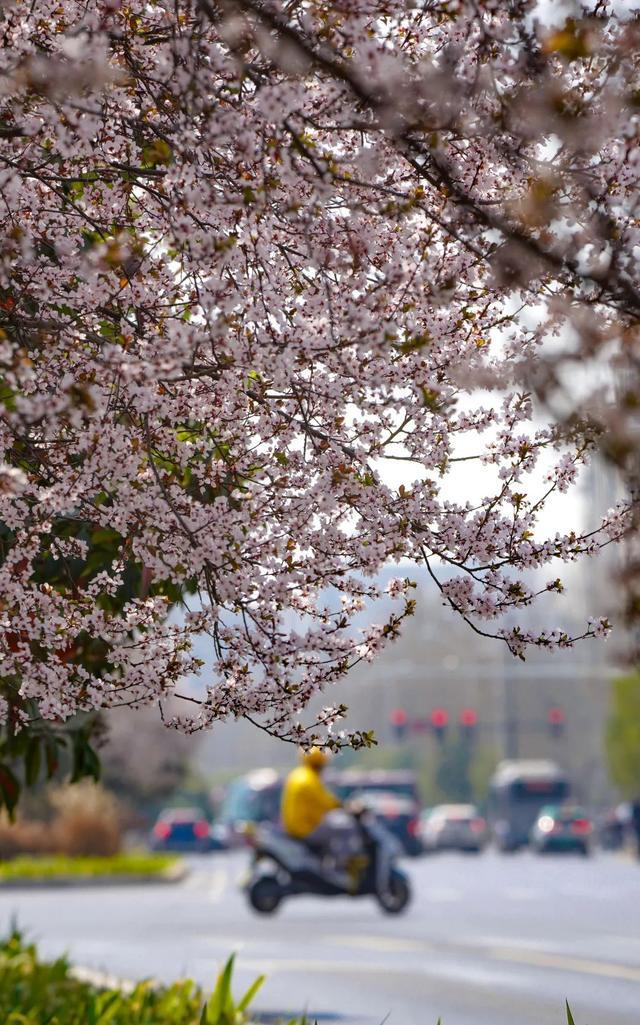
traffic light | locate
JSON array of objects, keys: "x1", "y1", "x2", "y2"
[
  {"x1": 547, "y1": 706, "x2": 565, "y2": 738},
  {"x1": 430, "y1": 707, "x2": 449, "y2": 742},
  {"x1": 459, "y1": 707, "x2": 478, "y2": 740},
  {"x1": 390, "y1": 707, "x2": 408, "y2": 741}
]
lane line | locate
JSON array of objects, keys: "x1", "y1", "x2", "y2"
[
  {"x1": 489, "y1": 947, "x2": 640, "y2": 983},
  {"x1": 238, "y1": 957, "x2": 423, "y2": 977},
  {"x1": 320, "y1": 934, "x2": 640, "y2": 986},
  {"x1": 322, "y1": 934, "x2": 431, "y2": 954},
  {"x1": 207, "y1": 868, "x2": 229, "y2": 904},
  {"x1": 239, "y1": 950, "x2": 640, "y2": 986}
]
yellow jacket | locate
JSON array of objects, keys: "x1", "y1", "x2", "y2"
[{"x1": 281, "y1": 764, "x2": 341, "y2": 838}]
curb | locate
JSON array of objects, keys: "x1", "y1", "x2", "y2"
[
  {"x1": 0, "y1": 859, "x2": 188, "y2": 890},
  {"x1": 70, "y1": 965, "x2": 140, "y2": 994}
]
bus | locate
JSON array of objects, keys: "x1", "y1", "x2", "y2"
[{"x1": 487, "y1": 760, "x2": 570, "y2": 851}]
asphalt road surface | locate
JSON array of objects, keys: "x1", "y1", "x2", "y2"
[{"x1": 1, "y1": 849, "x2": 639, "y2": 1025}]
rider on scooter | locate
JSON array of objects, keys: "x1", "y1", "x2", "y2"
[
  {"x1": 247, "y1": 749, "x2": 410, "y2": 912},
  {"x1": 281, "y1": 747, "x2": 342, "y2": 855}
]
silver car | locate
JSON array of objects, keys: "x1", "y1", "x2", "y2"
[{"x1": 420, "y1": 804, "x2": 487, "y2": 853}]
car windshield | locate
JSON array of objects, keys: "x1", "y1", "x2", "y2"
[
  {"x1": 158, "y1": 807, "x2": 202, "y2": 823},
  {"x1": 431, "y1": 805, "x2": 478, "y2": 822},
  {"x1": 355, "y1": 790, "x2": 415, "y2": 815},
  {"x1": 218, "y1": 779, "x2": 282, "y2": 824},
  {"x1": 331, "y1": 773, "x2": 418, "y2": 804}
]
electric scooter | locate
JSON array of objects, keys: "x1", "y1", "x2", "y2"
[{"x1": 245, "y1": 808, "x2": 411, "y2": 914}]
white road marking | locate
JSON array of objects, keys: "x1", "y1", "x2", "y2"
[
  {"x1": 490, "y1": 947, "x2": 640, "y2": 983},
  {"x1": 238, "y1": 957, "x2": 424, "y2": 977},
  {"x1": 323, "y1": 934, "x2": 431, "y2": 954},
  {"x1": 207, "y1": 868, "x2": 229, "y2": 903}
]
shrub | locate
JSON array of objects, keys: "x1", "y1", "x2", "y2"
[
  {"x1": 0, "y1": 931, "x2": 265, "y2": 1025},
  {"x1": 48, "y1": 780, "x2": 121, "y2": 856},
  {"x1": 0, "y1": 815, "x2": 51, "y2": 859},
  {"x1": 0, "y1": 930, "x2": 202, "y2": 1025},
  {"x1": 0, "y1": 781, "x2": 121, "y2": 859},
  {"x1": 0, "y1": 852, "x2": 179, "y2": 882}
]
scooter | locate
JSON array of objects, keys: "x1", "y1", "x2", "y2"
[{"x1": 245, "y1": 809, "x2": 411, "y2": 914}]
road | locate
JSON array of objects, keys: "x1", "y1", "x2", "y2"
[{"x1": 1, "y1": 849, "x2": 639, "y2": 1025}]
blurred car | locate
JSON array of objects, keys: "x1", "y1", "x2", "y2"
[
  {"x1": 352, "y1": 789, "x2": 422, "y2": 857},
  {"x1": 420, "y1": 804, "x2": 487, "y2": 853},
  {"x1": 530, "y1": 805, "x2": 592, "y2": 855},
  {"x1": 329, "y1": 769, "x2": 420, "y2": 807},
  {"x1": 211, "y1": 768, "x2": 283, "y2": 849},
  {"x1": 150, "y1": 807, "x2": 213, "y2": 852}
]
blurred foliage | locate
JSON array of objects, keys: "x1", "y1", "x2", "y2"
[
  {"x1": 0, "y1": 930, "x2": 201, "y2": 1025},
  {"x1": 201, "y1": 954, "x2": 264, "y2": 1025},
  {"x1": 0, "y1": 851, "x2": 178, "y2": 882},
  {"x1": 606, "y1": 671, "x2": 640, "y2": 798},
  {"x1": 0, "y1": 780, "x2": 121, "y2": 859},
  {"x1": 0, "y1": 706, "x2": 101, "y2": 818},
  {"x1": 0, "y1": 932, "x2": 266, "y2": 1025}
]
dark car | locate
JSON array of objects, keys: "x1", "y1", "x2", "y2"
[
  {"x1": 150, "y1": 807, "x2": 213, "y2": 852},
  {"x1": 530, "y1": 804, "x2": 592, "y2": 855},
  {"x1": 353, "y1": 789, "x2": 422, "y2": 857}
]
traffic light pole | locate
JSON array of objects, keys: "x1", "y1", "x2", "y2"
[{"x1": 502, "y1": 640, "x2": 519, "y2": 759}]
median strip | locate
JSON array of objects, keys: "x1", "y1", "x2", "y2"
[{"x1": 0, "y1": 853, "x2": 187, "y2": 887}]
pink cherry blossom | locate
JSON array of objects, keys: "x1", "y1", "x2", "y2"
[{"x1": 0, "y1": 1, "x2": 635, "y2": 748}]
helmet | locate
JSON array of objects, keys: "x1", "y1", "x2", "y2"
[{"x1": 301, "y1": 746, "x2": 329, "y2": 770}]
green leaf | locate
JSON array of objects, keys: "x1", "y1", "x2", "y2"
[
  {"x1": 566, "y1": 1001, "x2": 576, "y2": 1025},
  {"x1": 70, "y1": 731, "x2": 101, "y2": 784},
  {"x1": 44, "y1": 735, "x2": 61, "y2": 778},
  {"x1": 24, "y1": 736, "x2": 41, "y2": 787},
  {"x1": 236, "y1": 973, "x2": 265, "y2": 1013},
  {"x1": 206, "y1": 955, "x2": 235, "y2": 1024},
  {"x1": 0, "y1": 763, "x2": 20, "y2": 817}
]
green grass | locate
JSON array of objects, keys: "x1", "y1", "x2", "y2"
[
  {"x1": 0, "y1": 931, "x2": 271, "y2": 1025},
  {"x1": 0, "y1": 930, "x2": 203, "y2": 1024},
  {"x1": 0, "y1": 851, "x2": 180, "y2": 882}
]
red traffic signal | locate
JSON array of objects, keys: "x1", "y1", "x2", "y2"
[
  {"x1": 390, "y1": 707, "x2": 408, "y2": 741},
  {"x1": 430, "y1": 708, "x2": 449, "y2": 741},
  {"x1": 430, "y1": 708, "x2": 449, "y2": 729},
  {"x1": 547, "y1": 706, "x2": 565, "y2": 726},
  {"x1": 459, "y1": 708, "x2": 478, "y2": 728},
  {"x1": 547, "y1": 706, "x2": 565, "y2": 737},
  {"x1": 390, "y1": 708, "x2": 408, "y2": 728}
]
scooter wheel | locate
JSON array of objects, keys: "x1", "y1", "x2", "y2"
[
  {"x1": 248, "y1": 875, "x2": 282, "y2": 914},
  {"x1": 377, "y1": 869, "x2": 411, "y2": 914}
]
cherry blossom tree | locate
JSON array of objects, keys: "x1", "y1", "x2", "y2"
[{"x1": 1, "y1": 0, "x2": 635, "y2": 801}]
